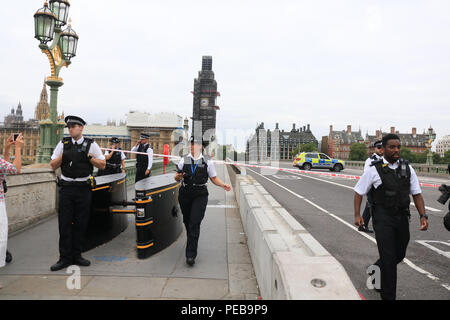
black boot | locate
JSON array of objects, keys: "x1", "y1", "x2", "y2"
[
  {"x1": 186, "y1": 257, "x2": 195, "y2": 266},
  {"x1": 50, "y1": 259, "x2": 72, "y2": 271},
  {"x1": 73, "y1": 256, "x2": 91, "y2": 267},
  {"x1": 5, "y1": 250, "x2": 12, "y2": 264}
]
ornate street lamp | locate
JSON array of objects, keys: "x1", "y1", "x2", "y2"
[
  {"x1": 59, "y1": 21, "x2": 79, "y2": 60},
  {"x1": 49, "y1": 0, "x2": 71, "y2": 28},
  {"x1": 426, "y1": 126, "x2": 436, "y2": 165},
  {"x1": 34, "y1": 1, "x2": 57, "y2": 44},
  {"x1": 33, "y1": 1, "x2": 79, "y2": 163}
]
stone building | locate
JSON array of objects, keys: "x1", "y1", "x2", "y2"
[
  {"x1": 436, "y1": 135, "x2": 450, "y2": 157},
  {"x1": 246, "y1": 122, "x2": 318, "y2": 162},
  {"x1": 324, "y1": 125, "x2": 365, "y2": 159},
  {"x1": 365, "y1": 127, "x2": 433, "y2": 155}
]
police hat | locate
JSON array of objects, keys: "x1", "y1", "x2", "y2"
[
  {"x1": 189, "y1": 136, "x2": 203, "y2": 145},
  {"x1": 110, "y1": 137, "x2": 120, "y2": 144},
  {"x1": 373, "y1": 140, "x2": 383, "y2": 148},
  {"x1": 65, "y1": 115, "x2": 86, "y2": 127},
  {"x1": 140, "y1": 133, "x2": 150, "y2": 140}
]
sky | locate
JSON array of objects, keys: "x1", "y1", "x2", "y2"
[{"x1": 1, "y1": 0, "x2": 449, "y2": 152}]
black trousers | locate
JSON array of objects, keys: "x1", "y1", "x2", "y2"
[
  {"x1": 362, "y1": 192, "x2": 374, "y2": 228},
  {"x1": 58, "y1": 184, "x2": 92, "y2": 262},
  {"x1": 178, "y1": 187, "x2": 209, "y2": 259},
  {"x1": 372, "y1": 208, "x2": 410, "y2": 300},
  {"x1": 135, "y1": 166, "x2": 150, "y2": 183}
]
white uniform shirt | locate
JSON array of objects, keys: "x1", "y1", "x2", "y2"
[
  {"x1": 177, "y1": 153, "x2": 217, "y2": 179},
  {"x1": 51, "y1": 136, "x2": 105, "y2": 182},
  {"x1": 105, "y1": 150, "x2": 126, "y2": 160},
  {"x1": 363, "y1": 153, "x2": 382, "y2": 172},
  {"x1": 354, "y1": 157, "x2": 422, "y2": 196},
  {"x1": 131, "y1": 144, "x2": 153, "y2": 170}
]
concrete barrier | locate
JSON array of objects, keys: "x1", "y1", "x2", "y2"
[
  {"x1": 5, "y1": 168, "x2": 58, "y2": 234},
  {"x1": 227, "y1": 164, "x2": 360, "y2": 300}
]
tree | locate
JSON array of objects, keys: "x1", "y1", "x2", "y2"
[
  {"x1": 400, "y1": 147, "x2": 416, "y2": 163},
  {"x1": 443, "y1": 150, "x2": 450, "y2": 164},
  {"x1": 432, "y1": 152, "x2": 442, "y2": 164},
  {"x1": 291, "y1": 142, "x2": 317, "y2": 157},
  {"x1": 349, "y1": 143, "x2": 368, "y2": 161}
]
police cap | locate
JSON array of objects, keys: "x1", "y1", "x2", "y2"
[{"x1": 64, "y1": 115, "x2": 86, "y2": 127}]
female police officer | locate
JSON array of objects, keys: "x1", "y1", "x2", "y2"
[{"x1": 174, "y1": 136, "x2": 231, "y2": 266}]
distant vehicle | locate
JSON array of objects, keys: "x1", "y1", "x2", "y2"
[{"x1": 293, "y1": 152, "x2": 345, "y2": 172}]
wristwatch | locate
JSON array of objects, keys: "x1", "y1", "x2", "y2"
[
  {"x1": 419, "y1": 213, "x2": 428, "y2": 220},
  {"x1": 88, "y1": 155, "x2": 93, "y2": 160}
]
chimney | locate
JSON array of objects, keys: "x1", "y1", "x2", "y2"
[
  {"x1": 275, "y1": 123, "x2": 279, "y2": 130},
  {"x1": 300, "y1": 127, "x2": 303, "y2": 132},
  {"x1": 303, "y1": 126, "x2": 306, "y2": 132},
  {"x1": 330, "y1": 125, "x2": 333, "y2": 133},
  {"x1": 390, "y1": 127, "x2": 395, "y2": 134},
  {"x1": 307, "y1": 124, "x2": 310, "y2": 132},
  {"x1": 292, "y1": 123, "x2": 296, "y2": 131},
  {"x1": 347, "y1": 125, "x2": 352, "y2": 134},
  {"x1": 412, "y1": 127, "x2": 417, "y2": 137}
]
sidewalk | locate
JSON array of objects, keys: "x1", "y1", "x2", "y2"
[{"x1": 0, "y1": 164, "x2": 260, "y2": 300}]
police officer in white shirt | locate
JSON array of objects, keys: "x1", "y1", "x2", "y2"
[
  {"x1": 97, "y1": 137, "x2": 126, "y2": 176},
  {"x1": 174, "y1": 136, "x2": 231, "y2": 266},
  {"x1": 353, "y1": 133, "x2": 428, "y2": 300},
  {"x1": 49, "y1": 116, "x2": 106, "y2": 271},
  {"x1": 359, "y1": 140, "x2": 384, "y2": 233},
  {"x1": 131, "y1": 133, "x2": 153, "y2": 183}
]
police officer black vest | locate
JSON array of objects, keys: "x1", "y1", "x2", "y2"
[
  {"x1": 181, "y1": 155, "x2": 209, "y2": 187},
  {"x1": 61, "y1": 137, "x2": 94, "y2": 179},
  {"x1": 136, "y1": 144, "x2": 149, "y2": 169},
  {"x1": 107, "y1": 148, "x2": 122, "y2": 167},
  {"x1": 373, "y1": 160, "x2": 411, "y2": 212}
]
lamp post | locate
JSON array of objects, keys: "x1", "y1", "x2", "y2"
[
  {"x1": 34, "y1": 0, "x2": 79, "y2": 163},
  {"x1": 426, "y1": 126, "x2": 436, "y2": 165}
]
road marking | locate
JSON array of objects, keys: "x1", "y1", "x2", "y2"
[
  {"x1": 416, "y1": 241, "x2": 450, "y2": 259},
  {"x1": 288, "y1": 171, "x2": 442, "y2": 212},
  {"x1": 247, "y1": 168, "x2": 450, "y2": 292}
]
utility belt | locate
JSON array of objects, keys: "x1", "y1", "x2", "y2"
[
  {"x1": 373, "y1": 203, "x2": 410, "y2": 217},
  {"x1": 57, "y1": 176, "x2": 96, "y2": 188},
  {"x1": 181, "y1": 181, "x2": 207, "y2": 189},
  {"x1": 106, "y1": 163, "x2": 121, "y2": 168}
]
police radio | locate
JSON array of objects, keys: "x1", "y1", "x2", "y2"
[{"x1": 398, "y1": 159, "x2": 409, "y2": 179}]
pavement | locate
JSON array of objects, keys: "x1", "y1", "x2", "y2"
[
  {"x1": 0, "y1": 164, "x2": 260, "y2": 300},
  {"x1": 245, "y1": 162, "x2": 450, "y2": 300}
]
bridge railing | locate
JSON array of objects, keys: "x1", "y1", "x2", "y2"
[{"x1": 344, "y1": 160, "x2": 449, "y2": 177}]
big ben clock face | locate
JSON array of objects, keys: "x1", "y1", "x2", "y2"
[{"x1": 200, "y1": 98, "x2": 209, "y2": 107}]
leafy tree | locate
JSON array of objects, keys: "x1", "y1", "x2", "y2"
[
  {"x1": 349, "y1": 143, "x2": 368, "y2": 161},
  {"x1": 443, "y1": 150, "x2": 450, "y2": 164},
  {"x1": 291, "y1": 142, "x2": 318, "y2": 157},
  {"x1": 400, "y1": 147, "x2": 416, "y2": 163}
]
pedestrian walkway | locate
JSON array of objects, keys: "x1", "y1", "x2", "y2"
[{"x1": 0, "y1": 164, "x2": 260, "y2": 300}]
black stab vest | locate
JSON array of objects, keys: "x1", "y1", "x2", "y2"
[
  {"x1": 181, "y1": 155, "x2": 209, "y2": 187},
  {"x1": 136, "y1": 144, "x2": 149, "y2": 169},
  {"x1": 373, "y1": 160, "x2": 411, "y2": 212},
  {"x1": 61, "y1": 137, "x2": 94, "y2": 179}
]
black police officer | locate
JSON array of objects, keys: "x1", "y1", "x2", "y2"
[
  {"x1": 359, "y1": 140, "x2": 384, "y2": 233},
  {"x1": 97, "y1": 137, "x2": 126, "y2": 176},
  {"x1": 131, "y1": 133, "x2": 153, "y2": 183},
  {"x1": 174, "y1": 136, "x2": 231, "y2": 266},
  {"x1": 354, "y1": 133, "x2": 428, "y2": 300},
  {"x1": 49, "y1": 116, "x2": 106, "y2": 271}
]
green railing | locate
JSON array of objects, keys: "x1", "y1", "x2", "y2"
[{"x1": 344, "y1": 160, "x2": 449, "y2": 177}]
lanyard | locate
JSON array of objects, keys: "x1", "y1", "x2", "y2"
[{"x1": 190, "y1": 158, "x2": 201, "y2": 175}]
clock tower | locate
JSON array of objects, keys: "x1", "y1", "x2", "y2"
[{"x1": 192, "y1": 56, "x2": 220, "y2": 145}]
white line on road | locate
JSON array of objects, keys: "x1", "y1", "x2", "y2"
[
  {"x1": 247, "y1": 168, "x2": 450, "y2": 292},
  {"x1": 289, "y1": 171, "x2": 441, "y2": 212}
]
